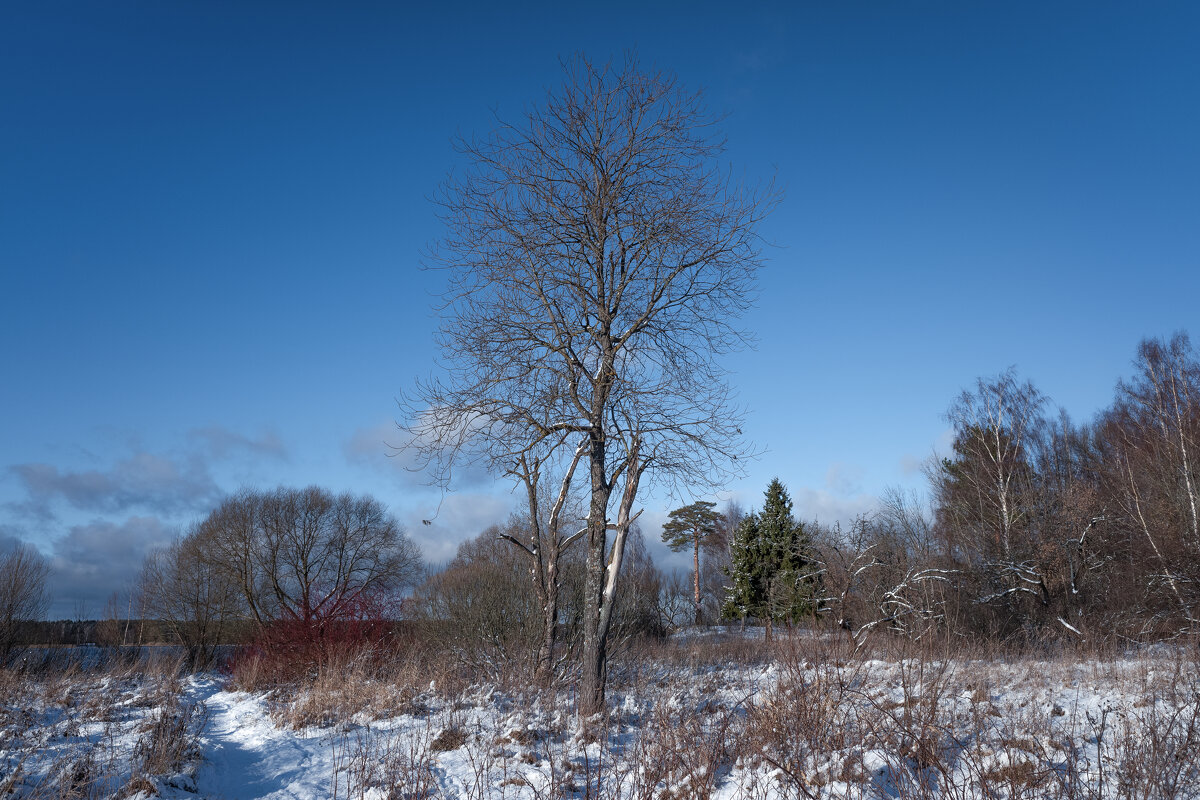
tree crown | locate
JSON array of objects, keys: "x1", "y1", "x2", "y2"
[{"x1": 661, "y1": 500, "x2": 720, "y2": 552}]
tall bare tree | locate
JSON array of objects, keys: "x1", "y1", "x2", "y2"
[
  {"x1": 1119, "y1": 334, "x2": 1200, "y2": 551},
  {"x1": 939, "y1": 369, "x2": 1047, "y2": 566},
  {"x1": 0, "y1": 543, "x2": 50, "y2": 661},
  {"x1": 406, "y1": 54, "x2": 774, "y2": 713},
  {"x1": 1098, "y1": 333, "x2": 1200, "y2": 631}
]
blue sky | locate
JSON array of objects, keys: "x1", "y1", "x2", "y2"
[{"x1": 3, "y1": 2, "x2": 1198, "y2": 616}]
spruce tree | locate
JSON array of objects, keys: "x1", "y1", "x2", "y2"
[
  {"x1": 721, "y1": 478, "x2": 821, "y2": 637},
  {"x1": 721, "y1": 511, "x2": 762, "y2": 626},
  {"x1": 661, "y1": 501, "x2": 721, "y2": 625}
]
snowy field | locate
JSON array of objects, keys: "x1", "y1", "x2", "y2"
[{"x1": 1, "y1": 636, "x2": 1198, "y2": 799}]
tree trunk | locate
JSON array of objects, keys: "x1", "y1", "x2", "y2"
[
  {"x1": 580, "y1": 440, "x2": 612, "y2": 717},
  {"x1": 692, "y1": 537, "x2": 702, "y2": 626},
  {"x1": 534, "y1": 578, "x2": 558, "y2": 686},
  {"x1": 581, "y1": 435, "x2": 642, "y2": 717}
]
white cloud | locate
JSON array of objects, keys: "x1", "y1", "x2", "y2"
[
  {"x1": 824, "y1": 462, "x2": 865, "y2": 496},
  {"x1": 189, "y1": 426, "x2": 288, "y2": 460},
  {"x1": 9, "y1": 453, "x2": 220, "y2": 518},
  {"x1": 400, "y1": 490, "x2": 514, "y2": 565}
]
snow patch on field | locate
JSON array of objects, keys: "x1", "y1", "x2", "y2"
[{"x1": 2, "y1": 646, "x2": 1198, "y2": 799}]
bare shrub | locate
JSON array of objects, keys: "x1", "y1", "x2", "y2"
[
  {"x1": 410, "y1": 528, "x2": 546, "y2": 685},
  {"x1": 328, "y1": 722, "x2": 439, "y2": 800},
  {"x1": 1111, "y1": 683, "x2": 1200, "y2": 799},
  {"x1": 615, "y1": 692, "x2": 741, "y2": 800},
  {"x1": 129, "y1": 680, "x2": 206, "y2": 788},
  {"x1": 742, "y1": 645, "x2": 881, "y2": 796}
]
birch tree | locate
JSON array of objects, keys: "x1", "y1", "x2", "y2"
[
  {"x1": 1118, "y1": 334, "x2": 1200, "y2": 551},
  {"x1": 1098, "y1": 333, "x2": 1200, "y2": 630},
  {"x1": 406, "y1": 54, "x2": 774, "y2": 714},
  {"x1": 500, "y1": 435, "x2": 587, "y2": 684},
  {"x1": 939, "y1": 369, "x2": 1046, "y2": 566}
]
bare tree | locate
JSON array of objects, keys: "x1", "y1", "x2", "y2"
[
  {"x1": 197, "y1": 487, "x2": 424, "y2": 631},
  {"x1": 1097, "y1": 333, "x2": 1200, "y2": 631},
  {"x1": 934, "y1": 369, "x2": 1062, "y2": 637},
  {"x1": 939, "y1": 368, "x2": 1047, "y2": 565},
  {"x1": 0, "y1": 543, "x2": 50, "y2": 661},
  {"x1": 406, "y1": 54, "x2": 775, "y2": 714},
  {"x1": 500, "y1": 436, "x2": 587, "y2": 685},
  {"x1": 140, "y1": 527, "x2": 244, "y2": 665},
  {"x1": 658, "y1": 570, "x2": 695, "y2": 631}
]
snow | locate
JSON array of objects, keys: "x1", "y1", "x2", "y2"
[
  {"x1": 2, "y1": 643, "x2": 1198, "y2": 798},
  {"x1": 200, "y1": 684, "x2": 336, "y2": 799}
]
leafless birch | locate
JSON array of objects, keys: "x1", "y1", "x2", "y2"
[
  {"x1": 501, "y1": 434, "x2": 587, "y2": 684},
  {"x1": 942, "y1": 369, "x2": 1046, "y2": 564}
]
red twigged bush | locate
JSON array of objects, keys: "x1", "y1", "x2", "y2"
[{"x1": 227, "y1": 590, "x2": 407, "y2": 688}]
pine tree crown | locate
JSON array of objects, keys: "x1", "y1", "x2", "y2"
[{"x1": 660, "y1": 500, "x2": 720, "y2": 552}]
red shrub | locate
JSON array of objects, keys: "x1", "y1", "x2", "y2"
[{"x1": 227, "y1": 590, "x2": 403, "y2": 686}]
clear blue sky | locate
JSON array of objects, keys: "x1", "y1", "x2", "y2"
[{"x1": 3, "y1": 1, "x2": 1198, "y2": 616}]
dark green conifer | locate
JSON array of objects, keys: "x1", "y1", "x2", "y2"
[{"x1": 721, "y1": 478, "x2": 821, "y2": 637}]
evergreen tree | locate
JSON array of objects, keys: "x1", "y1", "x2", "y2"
[
  {"x1": 661, "y1": 500, "x2": 721, "y2": 625},
  {"x1": 721, "y1": 511, "x2": 760, "y2": 626},
  {"x1": 721, "y1": 478, "x2": 821, "y2": 637}
]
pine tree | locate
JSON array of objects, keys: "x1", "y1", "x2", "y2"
[
  {"x1": 661, "y1": 500, "x2": 721, "y2": 625},
  {"x1": 721, "y1": 478, "x2": 821, "y2": 637}
]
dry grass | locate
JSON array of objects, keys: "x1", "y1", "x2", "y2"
[
  {"x1": 307, "y1": 632, "x2": 1200, "y2": 799},
  {"x1": 5, "y1": 634, "x2": 1198, "y2": 799},
  {"x1": 251, "y1": 643, "x2": 472, "y2": 731}
]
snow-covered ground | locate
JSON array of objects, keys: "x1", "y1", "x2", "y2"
[{"x1": 2, "y1": 639, "x2": 1198, "y2": 798}]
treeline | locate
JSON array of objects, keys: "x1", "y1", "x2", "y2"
[
  {"x1": 13, "y1": 619, "x2": 240, "y2": 648},
  {"x1": 130, "y1": 486, "x2": 682, "y2": 680},
  {"x1": 130, "y1": 328, "x2": 1200, "y2": 653},
  {"x1": 814, "y1": 331, "x2": 1200, "y2": 645},
  {"x1": 3, "y1": 331, "x2": 1195, "y2": 676}
]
